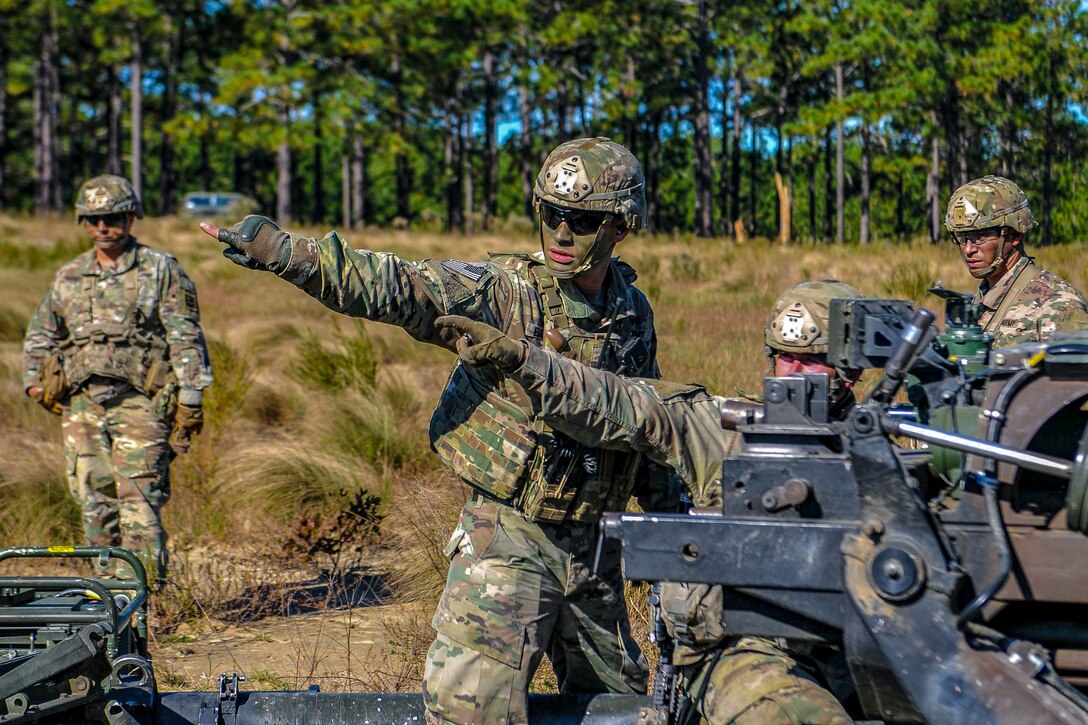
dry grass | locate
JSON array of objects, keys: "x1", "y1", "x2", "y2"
[{"x1": 1, "y1": 211, "x2": 1085, "y2": 692}]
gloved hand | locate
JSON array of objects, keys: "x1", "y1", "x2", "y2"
[
  {"x1": 204, "y1": 215, "x2": 291, "y2": 273},
  {"x1": 435, "y1": 315, "x2": 527, "y2": 372},
  {"x1": 169, "y1": 404, "x2": 204, "y2": 455},
  {"x1": 28, "y1": 386, "x2": 63, "y2": 416}
]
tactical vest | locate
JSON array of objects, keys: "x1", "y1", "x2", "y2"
[
  {"x1": 60, "y1": 250, "x2": 172, "y2": 396},
  {"x1": 431, "y1": 256, "x2": 654, "y2": 525}
]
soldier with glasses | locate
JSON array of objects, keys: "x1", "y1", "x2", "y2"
[
  {"x1": 201, "y1": 137, "x2": 662, "y2": 724},
  {"x1": 23, "y1": 174, "x2": 213, "y2": 582},
  {"x1": 945, "y1": 175, "x2": 1087, "y2": 347}
]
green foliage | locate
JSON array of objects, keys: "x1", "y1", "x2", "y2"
[
  {"x1": 291, "y1": 322, "x2": 378, "y2": 395},
  {"x1": 670, "y1": 252, "x2": 703, "y2": 282},
  {"x1": 0, "y1": 238, "x2": 86, "y2": 270}
]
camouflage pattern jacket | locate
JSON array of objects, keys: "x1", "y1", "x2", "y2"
[
  {"x1": 511, "y1": 343, "x2": 738, "y2": 509},
  {"x1": 977, "y1": 256, "x2": 1088, "y2": 348},
  {"x1": 275, "y1": 230, "x2": 659, "y2": 524},
  {"x1": 23, "y1": 240, "x2": 212, "y2": 401}
]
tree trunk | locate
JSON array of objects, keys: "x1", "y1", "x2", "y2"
[
  {"x1": 927, "y1": 133, "x2": 940, "y2": 243},
  {"x1": 445, "y1": 103, "x2": 464, "y2": 233},
  {"x1": 730, "y1": 70, "x2": 742, "y2": 237},
  {"x1": 747, "y1": 123, "x2": 757, "y2": 238},
  {"x1": 808, "y1": 153, "x2": 817, "y2": 242},
  {"x1": 130, "y1": 33, "x2": 143, "y2": 201},
  {"x1": 157, "y1": 14, "x2": 182, "y2": 215},
  {"x1": 107, "y1": 66, "x2": 123, "y2": 175},
  {"x1": 647, "y1": 114, "x2": 661, "y2": 234},
  {"x1": 311, "y1": 91, "x2": 325, "y2": 224},
  {"x1": 692, "y1": 0, "x2": 713, "y2": 237},
  {"x1": 823, "y1": 126, "x2": 833, "y2": 242},
  {"x1": 352, "y1": 132, "x2": 366, "y2": 229},
  {"x1": 341, "y1": 144, "x2": 350, "y2": 229},
  {"x1": 775, "y1": 172, "x2": 790, "y2": 244},
  {"x1": 1041, "y1": 52, "x2": 1055, "y2": 246},
  {"x1": 860, "y1": 121, "x2": 870, "y2": 244},
  {"x1": 834, "y1": 62, "x2": 844, "y2": 244},
  {"x1": 462, "y1": 110, "x2": 474, "y2": 233},
  {"x1": 1000, "y1": 83, "x2": 1015, "y2": 178},
  {"x1": 718, "y1": 61, "x2": 732, "y2": 237},
  {"x1": 482, "y1": 50, "x2": 498, "y2": 231},
  {"x1": 34, "y1": 9, "x2": 59, "y2": 213},
  {"x1": 0, "y1": 10, "x2": 9, "y2": 204},
  {"x1": 519, "y1": 81, "x2": 534, "y2": 221},
  {"x1": 276, "y1": 102, "x2": 291, "y2": 222}
]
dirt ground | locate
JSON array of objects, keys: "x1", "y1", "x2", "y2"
[{"x1": 151, "y1": 599, "x2": 433, "y2": 694}]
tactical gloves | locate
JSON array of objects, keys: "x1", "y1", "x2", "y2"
[
  {"x1": 216, "y1": 215, "x2": 292, "y2": 274},
  {"x1": 435, "y1": 316, "x2": 527, "y2": 372},
  {"x1": 169, "y1": 403, "x2": 204, "y2": 455}
]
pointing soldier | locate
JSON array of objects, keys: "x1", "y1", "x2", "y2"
[
  {"x1": 23, "y1": 175, "x2": 213, "y2": 581},
  {"x1": 945, "y1": 175, "x2": 1088, "y2": 347},
  {"x1": 200, "y1": 137, "x2": 660, "y2": 724},
  {"x1": 436, "y1": 280, "x2": 864, "y2": 724}
]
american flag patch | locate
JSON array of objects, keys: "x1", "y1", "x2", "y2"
[{"x1": 441, "y1": 260, "x2": 487, "y2": 281}]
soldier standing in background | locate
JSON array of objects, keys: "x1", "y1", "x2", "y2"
[
  {"x1": 200, "y1": 138, "x2": 662, "y2": 724},
  {"x1": 945, "y1": 175, "x2": 1088, "y2": 347},
  {"x1": 436, "y1": 281, "x2": 864, "y2": 724},
  {"x1": 23, "y1": 174, "x2": 213, "y2": 582}
]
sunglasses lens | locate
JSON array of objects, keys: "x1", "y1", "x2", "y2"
[
  {"x1": 567, "y1": 210, "x2": 606, "y2": 235},
  {"x1": 540, "y1": 203, "x2": 605, "y2": 235}
]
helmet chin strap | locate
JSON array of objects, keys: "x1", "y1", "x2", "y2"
[{"x1": 968, "y1": 228, "x2": 1013, "y2": 280}]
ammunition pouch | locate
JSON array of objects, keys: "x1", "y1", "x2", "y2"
[
  {"x1": 41, "y1": 352, "x2": 71, "y2": 412},
  {"x1": 151, "y1": 374, "x2": 180, "y2": 423}
]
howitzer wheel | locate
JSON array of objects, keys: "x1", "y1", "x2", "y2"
[{"x1": 1067, "y1": 425, "x2": 1088, "y2": 534}]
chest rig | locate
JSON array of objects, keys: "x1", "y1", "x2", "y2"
[
  {"x1": 59, "y1": 248, "x2": 171, "y2": 396},
  {"x1": 430, "y1": 258, "x2": 650, "y2": 525}
]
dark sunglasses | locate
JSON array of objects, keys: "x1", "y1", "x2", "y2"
[
  {"x1": 81, "y1": 212, "x2": 128, "y2": 228},
  {"x1": 539, "y1": 202, "x2": 610, "y2": 236}
]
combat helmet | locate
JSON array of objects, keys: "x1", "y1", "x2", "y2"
[
  {"x1": 534, "y1": 137, "x2": 646, "y2": 233},
  {"x1": 944, "y1": 175, "x2": 1035, "y2": 241},
  {"x1": 765, "y1": 280, "x2": 864, "y2": 356},
  {"x1": 75, "y1": 175, "x2": 144, "y2": 221}
]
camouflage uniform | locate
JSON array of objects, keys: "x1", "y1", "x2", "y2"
[
  {"x1": 975, "y1": 256, "x2": 1088, "y2": 348},
  {"x1": 23, "y1": 176, "x2": 212, "y2": 578},
  {"x1": 945, "y1": 175, "x2": 1088, "y2": 348},
  {"x1": 215, "y1": 138, "x2": 660, "y2": 724}
]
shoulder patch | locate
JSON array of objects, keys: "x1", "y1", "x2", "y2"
[
  {"x1": 440, "y1": 260, "x2": 488, "y2": 282},
  {"x1": 613, "y1": 259, "x2": 639, "y2": 284}
]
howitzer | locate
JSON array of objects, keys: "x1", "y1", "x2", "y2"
[{"x1": 602, "y1": 303, "x2": 1088, "y2": 724}]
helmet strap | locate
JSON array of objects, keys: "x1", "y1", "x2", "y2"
[{"x1": 970, "y1": 226, "x2": 1009, "y2": 278}]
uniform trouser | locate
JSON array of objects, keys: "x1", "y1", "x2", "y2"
[
  {"x1": 679, "y1": 637, "x2": 852, "y2": 725},
  {"x1": 63, "y1": 390, "x2": 172, "y2": 579},
  {"x1": 422, "y1": 497, "x2": 648, "y2": 724}
]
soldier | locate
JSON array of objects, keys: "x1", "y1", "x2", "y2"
[
  {"x1": 23, "y1": 175, "x2": 213, "y2": 581},
  {"x1": 199, "y1": 137, "x2": 660, "y2": 724},
  {"x1": 436, "y1": 280, "x2": 863, "y2": 724},
  {"x1": 945, "y1": 175, "x2": 1088, "y2": 348}
]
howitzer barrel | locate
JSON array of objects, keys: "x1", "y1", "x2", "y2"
[{"x1": 883, "y1": 416, "x2": 1074, "y2": 479}]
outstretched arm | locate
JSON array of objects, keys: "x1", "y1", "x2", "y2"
[{"x1": 201, "y1": 217, "x2": 485, "y2": 349}]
